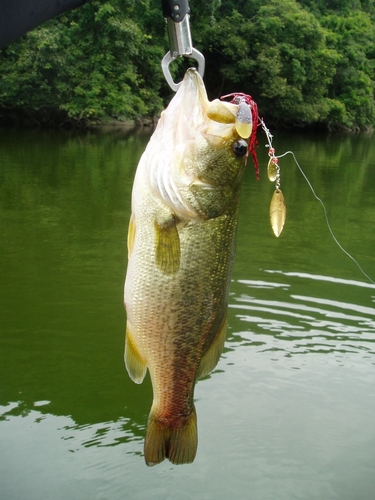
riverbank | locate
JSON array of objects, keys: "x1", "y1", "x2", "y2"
[
  {"x1": 2, "y1": 106, "x2": 374, "y2": 134},
  {"x1": 0, "y1": 106, "x2": 161, "y2": 130}
]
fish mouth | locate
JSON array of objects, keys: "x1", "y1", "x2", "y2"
[
  {"x1": 147, "y1": 69, "x2": 241, "y2": 220},
  {"x1": 177, "y1": 68, "x2": 207, "y2": 105},
  {"x1": 166, "y1": 68, "x2": 209, "y2": 144},
  {"x1": 173, "y1": 69, "x2": 238, "y2": 146}
]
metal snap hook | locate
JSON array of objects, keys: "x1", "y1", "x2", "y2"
[
  {"x1": 161, "y1": 5, "x2": 205, "y2": 92},
  {"x1": 161, "y1": 48, "x2": 205, "y2": 92}
]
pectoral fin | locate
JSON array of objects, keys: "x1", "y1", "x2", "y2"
[
  {"x1": 197, "y1": 315, "x2": 227, "y2": 380},
  {"x1": 124, "y1": 322, "x2": 147, "y2": 384},
  {"x1": 154, "y1": 215, "x2": 180, "y2": 275}
]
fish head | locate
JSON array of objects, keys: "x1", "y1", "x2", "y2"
[{"x1": 146, "y1": 68, "x2": 252, "y2": 220}]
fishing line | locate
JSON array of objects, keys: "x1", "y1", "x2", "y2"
[
  {"x1": 276, "y1": 149, "x2": 375, "y2": 285},
  {"x1": 259, "y1": 118, "x2": 375, "y2": 285}
]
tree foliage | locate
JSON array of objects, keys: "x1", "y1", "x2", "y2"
[
  {"x1": 196, "y1": 0, "x2": 341, "y2": 127},
  {"x1": 1, "y1": 0, "x2": 375, "y2": 129},
  {"x1": 0, "y1": 0, "x2": 166, "y2": 125}
]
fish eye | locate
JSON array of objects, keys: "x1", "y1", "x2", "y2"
[{"x1": 232, "y1": 139, "x2": 248, "y2": 158}]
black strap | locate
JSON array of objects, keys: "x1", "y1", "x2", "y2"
[{"x1": 0, "y1": 0, "x2": 89, "y2": 48}]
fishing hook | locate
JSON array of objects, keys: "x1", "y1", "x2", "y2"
[{"x1": 161, "y1": 0, "x2": 205, "y2": 92}]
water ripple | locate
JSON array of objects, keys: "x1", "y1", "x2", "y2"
[
  {"x1": 228, "y1": 271, "x2": 375, "y2": 363},
  {"x1": 265, "y1": 270, "x2": 375, "y2": 290}
]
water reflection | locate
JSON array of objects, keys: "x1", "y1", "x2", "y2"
[
  {"x1": 0, "y1": 401, "x2": 147, "y2": 500},
  {"x1": 1, "y1": 128, "x2": 375, "y2": 498},
  {"x1": 0, "y1": 400, "x2": 144, "y2": 448}
]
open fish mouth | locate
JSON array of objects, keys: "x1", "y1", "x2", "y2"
[
  {"x1": 143, "y1": 69, "x2": 246, "y2": 221},
  {"x1": 163, "y1": 68, "x2": 240, "y2": 147},
  {"x1": 160, "y1": 68, "x2": 209, "y2": 146}
]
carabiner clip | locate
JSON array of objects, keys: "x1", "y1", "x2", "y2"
[
  {"x1": 161, "y1": 0, "x2": 205, "y2": 92},
  {"x1": 162, "y1": 47, "x2": 205, "y2": 92}
]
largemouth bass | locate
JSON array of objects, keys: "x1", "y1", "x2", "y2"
[{"x1": 124, "y1": 69, "x2": 255, "y2": 466}]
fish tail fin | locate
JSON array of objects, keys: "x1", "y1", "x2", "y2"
[{"x1": 144, "y1": 406, "x2": 198, "y2": 466}]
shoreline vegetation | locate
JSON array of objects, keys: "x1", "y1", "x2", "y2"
[{"x1": 1, "y1": 0, "x2": 375, "y2": 131}]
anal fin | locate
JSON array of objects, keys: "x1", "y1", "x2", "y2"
[
  {"x1": 197, "y1": 314, "x2": 227, "y2": 380},
  {"x1": 124, "y1": 322, "x2": 147, "y2": 384}
]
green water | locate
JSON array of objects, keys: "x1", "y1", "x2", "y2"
[{"x1": 0, "y1": 126, "x2": 374, "y2": 500}]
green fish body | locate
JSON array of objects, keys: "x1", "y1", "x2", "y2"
[{"x1": 124, "y1": 69, "x2": 251, "y2": 466}]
